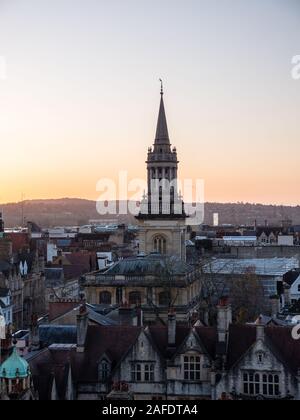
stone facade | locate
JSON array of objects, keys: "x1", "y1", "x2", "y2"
[
  {"x1": 81, "y1": 253, "x2": 202, "y2": 323},
  {"x1": 26, "y1": 303, "x2": 300, "y2": 400}
]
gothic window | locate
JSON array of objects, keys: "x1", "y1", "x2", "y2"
[
  {"x1": 99, "y1": 291, "x2": 112, "y2": 305},
  {"x1": 129, "y1": 291, "x2": 142, "y2": 306},
  {"x1": 153, "y1": 235, "x2": 167, "y2": 254},
  {"x1": 158, "y1": 291, "x2": 171, "y2": 307},
  {"x1": 98, "y1": 359, "x2": 110, "y2": 381},
  {"x1": 183, "y1": 355, "x2": 201, "y2": 381},
  {"x1": 243, "y1": 372, "x2": 280, "y2": 397}
]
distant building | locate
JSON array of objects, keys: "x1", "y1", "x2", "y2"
[
  {"x1": 81, "y1": 253, "x2": 202, "y2": 324},
  {"x1": 0, "y1": 288, "x2": 12, "y2": 326},
  {"x1": 256, "y1": 227, "x2": 284, "y2": 245},
  {"x1": 203, "y1": 257, "x2": 299, "y2": 301},
  {"x1": 278, "y1": 235, "x2": 294, "y2": 246}
]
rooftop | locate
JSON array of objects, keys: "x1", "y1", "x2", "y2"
[
  {"x1": 203, "y1": 257, "x2": 300, "y2": 276},
  {"x1": 0, "y1": 347, "x2": 30, "y2": 379},
  {"x1": 104, "y1": 253, "x2": 193, "y2": 277}
]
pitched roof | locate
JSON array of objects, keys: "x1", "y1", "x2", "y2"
[
  {"x1": 79, "y1": 325, "x2": 140, "y2": 382},
  {"x1": 265, "y1": 327, "x2": 300, "y2": 375},
  {"x1": 29, "y1": 348, "x2": 76, "y2": 400},
  {"x1": 147, "y1": 325, "x2": 217, "y2": 359},
  {"x1": 226, "y1": 324, "x2": 300, "y2": 375},
  {"x1": 27, "y1": 323, "x2": 300, "y2": 399},
  {"x1": 283, "y1": 269, "x2": 300, "y2": 286},
  {"x1": 226, "y1": 324, "x2": 257, "y2": 369}
]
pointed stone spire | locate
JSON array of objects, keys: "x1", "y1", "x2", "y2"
[{"x1": 155, "y1": 80, "x2": 170, "y2": 145}]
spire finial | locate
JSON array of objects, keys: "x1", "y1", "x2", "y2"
[{"x1": 159, "y1": 78, "x2": 163, "y2": 96}]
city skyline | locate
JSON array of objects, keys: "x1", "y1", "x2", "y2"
[{"x1": 0, "y1": 0, "x2": 300, "y2": 205}]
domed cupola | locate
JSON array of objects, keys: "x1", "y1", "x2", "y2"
[
  {"x1": 0, "y1": 347, "x2": 31, "y2": 399},
  {"x1": 0, "y1": 347, "x2": 30, "y2": 379}
]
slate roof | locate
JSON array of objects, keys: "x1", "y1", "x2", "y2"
[
  {"x1": 148, "y1": 325, "x2": 217, "y2": 359},
  {"x1": 27, "y1": 324, "x2": 300, "y2": 399},
  {"x1": 0, "y1": 260, "x2": 11, "y2": 273},
  {"x1": 79, "y1": 325, "x2": 141, "y2": 382},
  {"x1": 39, "y1": 325, "x2": 77, "y2": 347},
  {"x1": 105, "y1": 253, "x2": 193, "y2": 276},
  {"x1": 0, "y1": 288, "x2": 10, "y2": 298}
]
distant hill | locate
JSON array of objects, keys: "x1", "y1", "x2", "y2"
[{"x1": 1, "y1": 198, "x2": 300, "y2": 228}]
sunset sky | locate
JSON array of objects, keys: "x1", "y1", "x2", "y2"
[{"x1": 0, "y1": 0, "x2": 299, "y2": 205}]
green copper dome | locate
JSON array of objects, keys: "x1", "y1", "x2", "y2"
[{"x1": 0, "y1": 347, "x2": 30, "y2": 379}]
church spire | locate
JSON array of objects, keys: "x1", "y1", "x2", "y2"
[{"x1": 155, "y1": 79, "x2": 170, "y2": 145}]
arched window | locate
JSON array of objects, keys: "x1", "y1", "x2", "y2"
[
  {"x1": 99, "y1": 291, "x2": 112, "y2": 305},
  {"x1": 129, "y1": 291, "x2": 142, "y2": 306},
  {"x1": 153, "y1": 235, "x2": 167, "y2": 254},
  {"x1": 159, "y1": 291, "x2": 171, "y2": 306},
  {"x1": 98, "y1": 359, "x2": 110, "y2": 381}
]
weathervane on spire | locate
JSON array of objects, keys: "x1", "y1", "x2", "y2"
[{"x1": 159, "y1": 78, "x2": 163, "y2": 96}]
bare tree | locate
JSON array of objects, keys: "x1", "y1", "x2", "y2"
[{"x1": 229, "y1": 266, "x2": 266, "y2": 323}]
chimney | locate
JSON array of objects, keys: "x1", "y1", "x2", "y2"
[
  {"x1": 168, "y1": 310, "x2": 176, "y2": 348},
  {"x1": 217, "y1": 297, "x2": 232, "y2": 344},
  {"x1": 256, "y1": 316, "x2": 265, "y2": 342},
  {"x1": 270, "y1": 296, "x2": 280, "y2": 318},
  {"x1": 76, "y1": 303, "x2": 88, "y2": 353}
]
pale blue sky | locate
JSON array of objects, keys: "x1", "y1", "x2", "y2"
[{"x1": 0, "y1": 0, "x2": 299, "y2": 204}]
